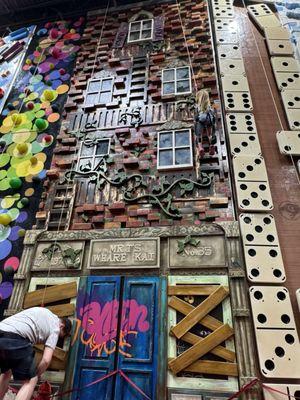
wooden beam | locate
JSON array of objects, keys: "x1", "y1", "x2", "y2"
[
  {"x1": 180, "y1": 331, "x2": 235, "y2": 362},
  {"x1": 168, "y1": 285, "x2": 228, "y2": 296},
  {"x1": 170, "y1": 286, "x2": 229, "y2": 339},
  {"x1": 168, "y1": 359, "x2": 238, "y2": 377},
  {"x1": 34, "y1": 345, "x2": 67, "y2": 362},
  {"x1": 34, "y1": 346, "x2": 68, "y2": 370},
  {"x1": 168, "y1": 296, "x2": 225, "y2": 332},
  {"x1": 46, "y1": 303, "x2": 75, "y2": 317},
  {"x1": 168, "y1": 324, "x2": 233, "y2": 375},
  {"x1": 24, "y1": 282, "x2": 77, "y2": 309}
]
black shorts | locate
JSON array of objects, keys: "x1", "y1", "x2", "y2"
[{"x1": 0, "y1": 332, "x2": 36, "y2": 380}]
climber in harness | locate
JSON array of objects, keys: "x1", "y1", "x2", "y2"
[
  {"x1": 0, "y1": 307, "x2": 72, "y2": 400},
  {"x1": 195, "y1": 89, "x2": 217, "y2": 158}
]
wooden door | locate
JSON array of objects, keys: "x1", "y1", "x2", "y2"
[
  {"x1": 72, "y1": 276, "x2": 121, "y2": 400},
  {"x1": 72, "y1": 276, "x2": 160, "y2": 400},
  {"x1": 114, "y1": 277, "x2": 159, "y2": 400}
]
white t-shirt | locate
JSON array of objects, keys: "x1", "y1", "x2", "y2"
[{"x1": 0, "y1": 307, "x2": 60, "y2": 349}]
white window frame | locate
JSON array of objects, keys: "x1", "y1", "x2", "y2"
[
  {"x1": 128, "y1": 19, "x2": 154, "y2": 43},
  {"x1": 157, "y1": 129, "x2": 193, "y2": 170},
  {"x1": 162, "y1": 66, "x2": 192, "y2": 96},
  {"x1": 77, "y1": 138, "x2": 111, "y2": 171},
  {"x1": 84, "y1": 77, "x2": 114, "y2": 107}
]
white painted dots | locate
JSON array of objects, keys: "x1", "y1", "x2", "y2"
[{"x1": 249, "y1": 286, "x2": 300, "y2": 378}]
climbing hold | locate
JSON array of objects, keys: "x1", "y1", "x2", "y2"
[
  {"x1": 0, "y1": 214, "x2": 12, "y2": 226},
  {"x1": 20, "y1": 197, "x2": 29, "y2": 206},
  {"x1": 9, "y1": 177, "x2": 22, "y2": 189},
  {"x1": 42, "y1": 89, "x2": 55, "y2": 102},
  {"x1": 16, "y1": 143, "x2": 28, "y2": 154},
  {"x1": 50, "y1": 28, "x2": 59, "y2": 39},
  {"x1": 30, "y1": 156, "x2": 38, "y2": 165},
  {"x1": 34, "y1": 118, "x2": 47, "y2": 131},
  {"x1": 52, "y1": 47, "x2": 61, "y2": 59},
  {"x1": 7, "y1": 103, "x2": 15, "y2": 111},
  {"x1": 43, "y1": 134, "x2": 52, "y2": 143},
  {"x1": 0, "y1": 88, "x2": 4, "y2": 99},
  {"x1": 27, "y1": 102, "x2": 34, "y2": 110},
  {"x1": 32, "y1": 175, "x2": 41, "y2": 183},
  {"x1": 4, "y1": 266, "x2": 14, "y2": 276},
  {"x1": 11, "y1": 114, "x2": 23, "y2": 126},
  {"x1": 18, "y1": 228, "x2": 26, "y2": 237}
]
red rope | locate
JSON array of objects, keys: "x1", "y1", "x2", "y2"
[
  {"x1": 50, "y1": 369, "x2": 150, "y2": 399},
  {"x1": 227, "y1": 378, "x2": 260, "y2": 400}
]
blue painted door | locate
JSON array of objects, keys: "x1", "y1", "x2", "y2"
[
  {"x1": 72, "y1": 276, "x2": 121, "y2": 400},
  {"x1": 114, "y1": 277, "x2": 159, "y2": 400},
  {"x1": 72, "y1": 276, "x2": 160, "y2": 400}
]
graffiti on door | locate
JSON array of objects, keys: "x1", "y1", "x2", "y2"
[{"x1": 72, "y1": 294, "x2": 150, "y2": 358}]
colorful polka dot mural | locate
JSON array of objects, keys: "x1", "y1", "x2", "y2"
[{"x1": 0, "y1": 18, "x2": 83, "y2": 316}]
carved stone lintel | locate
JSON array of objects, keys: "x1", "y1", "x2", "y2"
[
  {"x1": 33, "y1": 224, "x2": 224, "y2": 242},
  {"x1": 215, "y1": 221, "x2": 240, "y2": 237},
  {"x1": 24, "y1": 230, "x2": 46, "y2": 245},
  {"x1": 157, "y1": 120, "x2": 193, "y2": 131}
]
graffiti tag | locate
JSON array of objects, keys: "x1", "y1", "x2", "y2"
[{"x1": 72, "y1": 299, "x2": 150, "y2": 358}]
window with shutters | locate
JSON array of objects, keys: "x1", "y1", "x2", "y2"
[
  {"x1": 128, "y1": 19, "x2": 154, "y2": 43},
  {"x1": 77, "y1": 139, "x2": 110, "y2": 172},
  {"x1": 157, "y1": 129, "x2": 193, "y2": 170},
  {"x1": 85, "y1": 77, "x2": 114, "y2": 107},
  {"x1": 162, "y1": 66, "x2": 192, "y2": 96}
]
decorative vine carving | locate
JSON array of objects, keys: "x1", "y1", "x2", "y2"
[
  {"x1": 42, "y1": 243, "x2": 82, "y2": 269},
  {"x1": 177, "y1": 235, "x2": 200, "y2": 254},
  {"x1": 142, "y1": 41, "x2": 166, "y2": 53},
  {"x1": 63, "y1": 160, "x2": 212, "y2": 218},
  {"x1": 176, "y1": 95, "x2": 197, "y2": 112},
  {"x1": 119, "y1": 107, "x2": 143, "y2": 128}
]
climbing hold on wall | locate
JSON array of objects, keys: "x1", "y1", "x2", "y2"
[
  {"x1": 0, "y1": 214, "x2": 12, "y2": 226},
  {"x1": 0, "y1": 88, "x2": 4, "y2": 99},
  {"x1": 16, "y1": 143, "x2": 28, "y2": 155},
  {"x1": 11, "y1": 114, "x2": 23, "y2": 126},
  {"x1": 59, "y1": 68, "x2": 66, "y2": 75},
  {"x1": 20, "y1": 197, "x2": 29, "y2": 207},
  {"x1": 32, "y1": 175, "x2": 41, "y2": 183},
  {"x1": 29, "y1": 66, "x2": 36, "y2": 74},
  {"x1": 41, "y1": 89, "x2": 57, "y2": 102},
  {"x1": 30, "y1": 156, "x2": 38, "y2": 165},
  {"x1": 9, "y1": 177, "x2": 22, "y2": 189},
  {"x1": 27, "y1": 102, "x2": 34, "y2": 110},
  {"x1": 18, "y1": 228, "x2": 26, "y2": 237},
  {"x1": 52, "y1": 47, "x2": 61, "y2": 59},
  {"x1": 0, "y1": 140, "x2": 6, "y2": 148},
  {"x1": 50, "y1": 28, "x2": 59, "y2": 39},
  {"x1": 34, "y1": 118, "x2": 47, "y2": 131},
  {"x1": 4, "y1": 265, "x2": 15, "y2": 276},
  {"x1": 7, "y1": 103, "x2": 15, "y2": 111},
  {"x1": 43, "y1": 134, "x2": 52, "y2": 143}
]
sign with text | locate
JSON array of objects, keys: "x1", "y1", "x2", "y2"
[
  {"x1": 88, "y1": 238, "x2": 160, "y2": 269},
  {"x1": 169, "y1": 236, "x2": 226, "y2": 268}
]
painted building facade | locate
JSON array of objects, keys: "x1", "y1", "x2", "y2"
[{"x1": 0, "y1": 0, "x2": 300, "y2": 399}]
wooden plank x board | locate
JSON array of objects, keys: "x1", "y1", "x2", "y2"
[
  {"x1": 23, "y1": 282, "x2": 77, "y2": 309},
  {"x1": 168, "y1": 324, "x2": 233, "y2": 374},
  {"x1": 184, "y1": 360, "x2": 238, "y2": 377},
  {"x1": 168, "y1": 285, "x2": 228, "y2": 296},
  {"x1": 170, "y1": 286, "x2": 229, "y2": 338},
  {"x1": 181, "y1": 331, "x2": 235, "y2": 362},
  {"x1": 169, "y1": 296, "x2": 229, "y2": 332},
  {"x1": 46, "y1": 303, "x2": 75, "y2": 317}
]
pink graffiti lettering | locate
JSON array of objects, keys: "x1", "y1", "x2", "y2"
[{"x1": 72, "y1": 299, "x2": 150, "y2": 357}]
